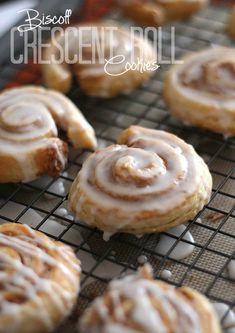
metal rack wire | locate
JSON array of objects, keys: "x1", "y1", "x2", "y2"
[{"x1": 0, "y1": 2, "x2": 234, "y2": 332}]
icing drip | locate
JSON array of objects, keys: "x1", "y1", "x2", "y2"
[
  {"x1": 137, "y1": 255, "x2": 148, "y2": 265},
  {"x1": 103, "y1": 232, "x2": 114, "y2": 242},
  {"x1": 48, "y1": 179, "x2": 66, "y2": 197},
  {"x1": 0, "y1": 224, "x2": 81, "y2": 333},
  {"x1": 29, "y1": 176, "x2": 66, "y2": 197},
  {"x1": 80, "y1": 267, "x2": 202, "y2": 333},
  {"x1": 155, "y1": 225, "x2": 195, "y2": 260},
  {"x1": 213, "y1": 303, "x2": 235, "y2": 331},
  {"x1": 56, "y1": 208, "x2": 69, "y2": 216},
  {"x1": 228, "y1": 260, "x2": 235, "y2": 280},
  {"x1": 160, "y1": 269, "x2": 172, "y2": 279}
]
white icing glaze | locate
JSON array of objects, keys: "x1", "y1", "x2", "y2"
[
  {"x1": 66, "y1": 214, "x2": 74, "y2": 221},
  {"x1": 171, "y1": 48, "x2": 235, "y2": 132},
  {"x1": 135, "y1": 234, "x2": 143, "y2": 239},
  {"x1": 56, "y1": 207, "x2": 69, "y2": 216},
  {"x1": 30, "y1": 176, "x2": 66, "y2": 197},
  {"x1": 155, "y1": 225, "x2": 195, "y2": 260},
  {"x1": 228, "y1": 260, "x2": 235, "y2": 280},
  {"x1": 48, "y1": 179, "x2": 66, "y2": 197},
  {"x1": 213, "y1": 303, "x2": 235, "y2": 330},
  {"x1": 94, "y1": 143, "x2": 185, "y2": 198},
  {"x1": 137, "y1": 255, "x2": 148, "y2": 265},
  {"x1": 160, "y1": 269, "x2": 172, "y2": 279},
  {"x1": 80, "y1": 267, "x2": 202, "y2": 333},
  {"x1": 0, "y1": 224, "x2": 80, "y2": 333},
  {"x1": 71, "y1": 127, "x2": 211, "y2": 232},
  {"x1": 0, "y1": 86, "x2": 96, "y2": 182},
  {"x1": 103, "y1": 232, "x2": 114, "y2": 242}
]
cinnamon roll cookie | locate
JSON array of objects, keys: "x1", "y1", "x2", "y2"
[
  {"x1": 42, "y1": 21, "x2": 158, "y2": 98},
  {"x1": 116, "y1": 0, "x2": 208, "y2": 26},
  {"x1": 164, "y1": 47, "x2": 235, "y2": 136},
  {"x1": 0, "y1": 86, "x2": 97, "y2": 183},
  {"x1": 69, "y1": 126, "x2": 212, "y2": 235},
  {"x1": 0, "y1": 223, "x2": 81, "y2": 333},
  {"x1": 79, "y1": 264, "x2": 221, "y2": 333}
]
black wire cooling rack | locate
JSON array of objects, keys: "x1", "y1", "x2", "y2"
[{"x1": 0, "y1": 1, "x2": 234, "y2": 332}]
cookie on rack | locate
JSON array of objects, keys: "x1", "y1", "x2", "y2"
[
  {"x1": 116, "y1": 0, "x2": 208, "y2": 26},
  {"x1": 42, "y1": 21, "x2": 158, "y2": 98},
  {"x1": 0, "y1": 222, "x2": 81, "y2": 333},
  {"x1": 68, "y1": 126, "x2": 212, "y2": 236},
  {"x1": 0, "y1": 85, "x2": 97, "y2": 183},
  {"x1": 79, "y1": 264, "x2": 221, "y2": 333},
  {"x1": 164, "y1": 47, "x2": 235, "y2": 136}
]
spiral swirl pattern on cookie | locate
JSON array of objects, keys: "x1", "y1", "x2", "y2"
[
  {"x1": 79, "y1": 265, "x2": 221, "y2": 333},
  {"x1": 164, "y1": 47, "x2": 235, "y2": 135},
  {"x1": 69, "y1": 126, "x2": 212, "y2": 234},
  {"x1": 179, "y1": 49, "x2": 235, "y2": 97},
  {"x1": 0, "y1": 91, "x2": 57, "y2": 143},
  {"x1": 0, "y1": 223, "x2": 81, "y2": 333},
  {"x1": 0, "y1": 86, "x2": 96, "y2": 182}
]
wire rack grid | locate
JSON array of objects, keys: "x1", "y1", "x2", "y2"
[{"x1": 0, "y1": 2, "x2": 234, "y2": 332}]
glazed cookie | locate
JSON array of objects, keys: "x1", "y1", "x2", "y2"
[
  {"x1": 0, "y1": 223, "x2": 81, "y2": 333},
  {"x1": 0, "y1": 86, "x2": 97, "y2": 183},
  {"x1": 42, "y1": 21, "x2": 158, "y2": 98},
  {"x1": 79, "y1": 264, "x2": 221, "y2": 333},
  {"x1": 69, "y1": 126, "x2": 212, "y2": 236},
  {"x1": 164, "y1": 47, "x2": 235, "y2": 136}
]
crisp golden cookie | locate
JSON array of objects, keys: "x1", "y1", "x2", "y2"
[
  {"x1": 116, "y1": 0, "x2": 208, "y2": 25},
  {"x1": 164, "y1": 47, "x2": 235, "y2": 136},
  {"x1": 0, "y1": 86, "x2": 97, "y2": 183},
  {"x1": 42, "y1": 21, "x2": 158, "y2": 98},
  {"x1": 69, "y1": 126, "x2": 212, "y2": 236},
  {"x1": 79, "y1": 264, "x2": 221, "y2": 333},
  {"x1": 0, "y1": 223, "x2": 81, "y2": 333}
]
